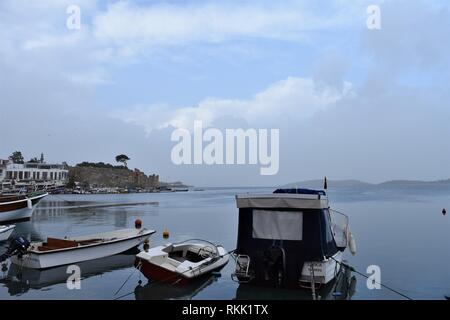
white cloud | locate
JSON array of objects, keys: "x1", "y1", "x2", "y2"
[
  {"x1": 22, "y1": 33, "x2": 85, "y2": 51},
  {"x1": 115, "y1": 76, "x2": 354, "y2": 133},
  {"x1": 93, "y1": 1, "x2": 362, "y2": 51}
]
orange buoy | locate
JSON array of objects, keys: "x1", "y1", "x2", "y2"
[
  {"x1": 135, "y1": 219, "x2": 142, "y2": 229},
  {"x1": 163, "y1": 229, "x2": 170, "y2": 239}
]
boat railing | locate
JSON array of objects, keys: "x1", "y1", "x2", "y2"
[{"x1": 329, "y1": 209, "x2": 349, "y2": 248}]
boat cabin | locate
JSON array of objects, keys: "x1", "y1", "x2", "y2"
[{"x1": 233, "y1": 188, "x2": 348, "y2": 287}]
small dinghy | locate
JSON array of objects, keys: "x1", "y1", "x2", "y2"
[
  {"x1": 135, "y1": 239, "x2": 229, "y2": 285},
  {"x1": 3, "y1": 224, "x2": 155, "y2": 269},
  {"x1": 0, "y1": 225, "x2": 15, "y2": 241}
]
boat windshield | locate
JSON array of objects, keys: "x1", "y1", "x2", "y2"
[
  {"x1": 175, "y1": 239, "x2": 220, "y2": 256},
  {"x1": 329, "y1": 209, "x2": 349, "y2": 248}
]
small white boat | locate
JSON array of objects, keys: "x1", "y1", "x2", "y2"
[
  {"x1": 0, "y1": 225, "x2": 15, "y2": 241},
  {"x1": 10, "y1": 227, "x2": 155, "y2": 269},
  {"x1": 135, "y1": 239, "x2": 229, "y2": 285}
]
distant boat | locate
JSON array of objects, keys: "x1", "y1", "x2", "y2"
[
  {"x1": 231, "y1": 188, "x2": 355, "y2": 288},
  {"x1": 135, "y1": 239, "x2": 229, "y2": 285},
  {"x1": 7, "y1": 227, "x2": 155, "y2": 269},
  {"x1": 0, "y1": 192, "x2": 48, "y2": 223},
  {"x1": 0, "y1": 225, "x2": 15, "y2": 241}
]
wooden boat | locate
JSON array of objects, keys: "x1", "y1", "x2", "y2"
[
  {"x1": 0, "y1": 192, "x2": 48, "y2": 223},
  {"x1": 0, "y1": 225, "x2": 15, "y2": 241},
  {"x1": 10, "y1": 227, "x2": 155, "y2": 269},
  {"x1": 135, "y1": 239, "x2": 229, "y2": 285}
]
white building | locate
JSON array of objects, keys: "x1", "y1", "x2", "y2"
[{"x1": 0, "y1": 159, "x2": 69, "y2": 190}]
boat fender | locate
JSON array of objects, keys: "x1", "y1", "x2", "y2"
[
  {"x1": 27, "y1": 198, "x2": 32, "y2": 210},
  {"x1": 135, "y1": 219, "x2": 142, "y2": 229},
  {"x1": 349, "y1": 232, "x2": 357, "y2": 255},
  {"x1": 143, "y1": 240, "x2": 150, "y2": 252}
]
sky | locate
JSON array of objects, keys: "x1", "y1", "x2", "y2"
[{"x1": 1, "y1": 0, "x2": 449, "y2": 187}]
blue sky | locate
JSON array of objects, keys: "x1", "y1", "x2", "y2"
[{"x1": 1, "y1": 0, "x2": 449, "y2": 186}]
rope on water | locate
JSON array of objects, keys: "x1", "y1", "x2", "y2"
[{"x1": 331, "y1": 256, "x2": 413, "y2": 300}]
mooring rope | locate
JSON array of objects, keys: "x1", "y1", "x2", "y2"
[{"x1": 330, "y1": 256, "x2": 413, "y2": 300}]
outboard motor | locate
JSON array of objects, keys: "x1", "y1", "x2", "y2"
[
  {"x1": 0, "y1": 236, "x2": 31, "y2": 263},
  {"x1": 262, "y1": 246, "x2": 286, "y2": 287}
]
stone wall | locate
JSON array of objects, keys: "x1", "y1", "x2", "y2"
[{"x1": 69, "y1": 166, "x2": 160, "y2": 189}]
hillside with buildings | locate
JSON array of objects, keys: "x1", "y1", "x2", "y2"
[
  {"x1": 69, "y1": 163, "x2": 160, "y2": 190},
  {"x1": 0, "y1": 152, "x2": 187, "y2": 193}
]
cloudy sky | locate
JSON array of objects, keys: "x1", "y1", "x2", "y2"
[{"x1": 1, "y1": 0, "x2": 449, "y2": 186}]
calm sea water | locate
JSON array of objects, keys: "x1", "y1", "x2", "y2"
[{"x1": 0, "y1": 187, "x2": 449, "y2": 300}]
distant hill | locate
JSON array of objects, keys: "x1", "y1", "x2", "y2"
[{"x1": 284, "y1": 178, "x2": 450, "y2": 192}]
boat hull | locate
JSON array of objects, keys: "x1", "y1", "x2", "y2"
[
  {"x1": 136, "y1": 244, "x2": 229, "y2": 285},
  {"x1": 233, "y1": 251, "x2": 343, "y2": 288},
  {"x1": 11, "y1": 229, "x2": 154, "y2": 269},
  {"x1": 136, "y1": 257, "x2": 192, "y2": 285},
  {"x1": 0, "y1": 193, "x2": 47, "y2": 223},
  {"x1": 136, "y1": 257, "x2": 227, "y2": 285}
]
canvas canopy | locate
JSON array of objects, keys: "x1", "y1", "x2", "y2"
[{"x1": 236, "y1": 194, "x2": 329, "y2": 210}]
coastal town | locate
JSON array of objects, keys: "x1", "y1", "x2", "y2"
[{"x1": 0, "y1": 151, "x2": 186, "y2": 195}]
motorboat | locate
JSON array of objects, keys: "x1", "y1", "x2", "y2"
[
  {"x1": 231, "y1": 188, "x2": 356, "y2": 289},
  {"x1": 0, "y1": 191, "x2": 48, "y2": 223},
  {"x1": 135, "y1": 239, "x2": 229, "y2": 285},
  {"x1": 0, "y1": 225, "x2": 15, "y2": 241},
  {"x1": 4, "y1": 225, "x2": 155, "y2": 269}
]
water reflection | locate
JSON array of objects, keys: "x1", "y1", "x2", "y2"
[
  {"x1": 2, "y1": 221, "x2": 43, "y2": 241},
  {"x1": 134, "y1": 275, "x2": 219, "y2": 300},
  {"x1": 234, "y1": 267, "x2": 356, "y2": 300},
  {"x1": 0, "y1": 252, "x2": 137, "y2": 296}
]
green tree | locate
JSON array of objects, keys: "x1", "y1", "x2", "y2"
[
  {"x1": 9, "y1": 151, "x2": 24, "y2": 164},
  {"x1": 115, "y1": 154, "x2": 130, "y2": 168}
]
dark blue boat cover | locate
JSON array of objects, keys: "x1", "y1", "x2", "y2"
[{"x1": 273, "y1": 188, "x2": 326, "y2": 196}]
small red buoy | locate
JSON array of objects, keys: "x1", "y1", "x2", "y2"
[{"x1": 135, "y1": 219, "x2": 142, "y2": 229}]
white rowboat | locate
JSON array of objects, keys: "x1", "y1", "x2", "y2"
[{"x1": 10, "y1": 228, "x2": 155, "y2": 269}]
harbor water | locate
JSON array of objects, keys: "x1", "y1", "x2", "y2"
[{"x1": 0, "y1": 187, "x2": 449, "y2": 300}]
